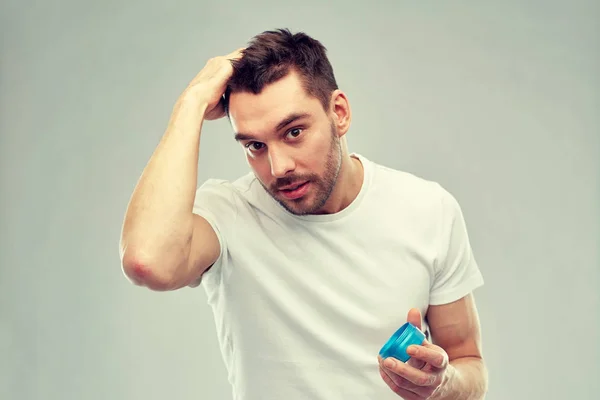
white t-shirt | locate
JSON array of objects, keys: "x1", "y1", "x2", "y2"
[{"x1": 192, "y1": 153, "x2": 484, "y2": 400}]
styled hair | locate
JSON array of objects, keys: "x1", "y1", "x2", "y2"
[{"x1": 224, "y1": 28, "x2": 339, "y2": 116}]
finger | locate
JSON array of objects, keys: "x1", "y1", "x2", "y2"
[
  {"x1": 204, "y1": 99, "x2": 226, "y2": 121},
  {"x1": 407, "y1": 308, "x2": 422, "y2": 331},
  {"x1": 379, "y1": 364, "x2": 415, "y2": 389},
  {"x1": 406, "y1": 355, "x2": 426, "y2": 371},
  {"x1": 226, "y1": 47, "x2": 246, "y2": 60},
  {"x1": 407, "y1": 344, "x2": 448, "y2": 369},
  {"x1": 382, "y1": 357, "x2": 436, "y2": 387},
  {"x1": 379, "y1": 366, "x2": 427, "y2": 395},
  {"x1": 379, "y1": 367, "x2": 422, "y2": 400}
]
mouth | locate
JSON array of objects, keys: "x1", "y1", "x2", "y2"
[{"x1": 278, "y1": 181, "x2": 310, "y2": 200}]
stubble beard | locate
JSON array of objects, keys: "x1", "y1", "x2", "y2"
[{"x1": 263, "y1": 122, "x2": 342, "y2": 216}]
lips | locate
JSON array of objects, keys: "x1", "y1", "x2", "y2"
[
  {"x1": 279, "y1": 181, "x2": 308, "y2": 191},
  {"x1": 278, "y1": 181, "x2": 310, "y2": 200}
]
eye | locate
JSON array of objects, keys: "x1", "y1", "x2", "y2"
[
  {"x1": 287, "y1": 128, "x2": 303, "y2": 139},
  {"x1": 245, "y1": 142, "x2": 265, "y2": 152}
]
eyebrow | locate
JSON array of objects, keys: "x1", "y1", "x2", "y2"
[{"x1": 234, "y1": 112, "x2": 311, "y2": 142}]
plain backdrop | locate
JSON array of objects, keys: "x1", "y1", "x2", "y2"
[{"x1": 1, "y1": 1, "x2": 598, "y2": 399}]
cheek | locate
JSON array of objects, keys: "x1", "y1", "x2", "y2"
[
  {"x1": 246, "y1": 153, "x2": 273, "y2": 180},
  {"x1": 307, "y1": 134, "x2": 335, "y2": 164}
]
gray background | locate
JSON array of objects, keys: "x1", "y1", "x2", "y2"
[{"x1": 1, "y1": 0, "x2": 598, "y2": 399}]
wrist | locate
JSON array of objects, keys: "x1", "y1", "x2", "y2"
[
  {"x1": 430, "y1": 364, "x2": 457, "y2": 400},
  {"x1": 176, "y1": 90, "x2": 208, "y2": 115},
  {"x1": 169, "y1": 94, "x2": 208, "y2": 132}
]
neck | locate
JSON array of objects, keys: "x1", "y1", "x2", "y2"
[{"x1": 320, "y1": 141, "x2": 364, "y2": 214}]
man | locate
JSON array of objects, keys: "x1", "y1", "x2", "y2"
[{"x1": 120, "y1": 28, "x2": 488, "y2": 400}]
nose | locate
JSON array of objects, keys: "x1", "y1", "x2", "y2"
[{"x1": 269, "y1": 147, "x2": 295, "y2": 178}]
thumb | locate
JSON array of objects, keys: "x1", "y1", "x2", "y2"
[{"x1": 407, "y1": 308, "x2": 422, "y2": 331}]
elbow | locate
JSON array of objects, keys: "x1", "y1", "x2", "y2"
[{"x1": 121, "y1": 250, "x2": 181, "y2": 291}]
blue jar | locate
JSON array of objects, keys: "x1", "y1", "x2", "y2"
[{"x1": 379, "y1": 322, "x2": 426, "y2": 362}]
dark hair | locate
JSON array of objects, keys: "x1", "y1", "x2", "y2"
[{"x1": 224, "y1": 28, "x2": 338, "y2": 116}]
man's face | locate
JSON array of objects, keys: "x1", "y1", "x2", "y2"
[{"x1": 228, "y1": 71, "x2": 342, "y2": 215}]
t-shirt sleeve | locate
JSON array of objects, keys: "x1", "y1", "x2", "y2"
[
  {"x1": 429, "y1": 185, "x2": 484, "y2": 305},
  {"x1": 188, "y1": 178, "x2": 238, "y2": 287}
]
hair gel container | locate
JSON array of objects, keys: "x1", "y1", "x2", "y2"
[{"x1": 379, "y1": 322, "x2": 426, "y2": 362}]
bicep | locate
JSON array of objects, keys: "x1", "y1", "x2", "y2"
[{"x1": 425, "y1": 293, "x2": 483, "y2": 361}]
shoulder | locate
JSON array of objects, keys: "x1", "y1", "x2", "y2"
[
  {"x1": 193, "y1": 172, "x2": 262, "y2": 214},
  {"x1": 367, "y1": 157, "x2": 449, "y2": 209},
  {"x1": 195, "y1": 172, "x2": 255, "y2": 198},
  {"x1": 361, "y1": 156, "x2": 467, "y2": 231}
]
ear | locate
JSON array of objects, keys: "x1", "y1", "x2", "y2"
[{"x1": 330, "y1": 90, "x2": 351, "y2": 137}]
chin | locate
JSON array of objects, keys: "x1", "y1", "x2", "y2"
[{"x1": 278, "y1": 197, "x2": 312, "y2": 215}]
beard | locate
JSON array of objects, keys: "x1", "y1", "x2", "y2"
[{"x1": 258, "y1": 120, "x2": 342, "y2": 216}]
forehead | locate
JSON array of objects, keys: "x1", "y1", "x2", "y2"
[{"x1": 228, "y1": 70, "x2": 323, "y2": 134}]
